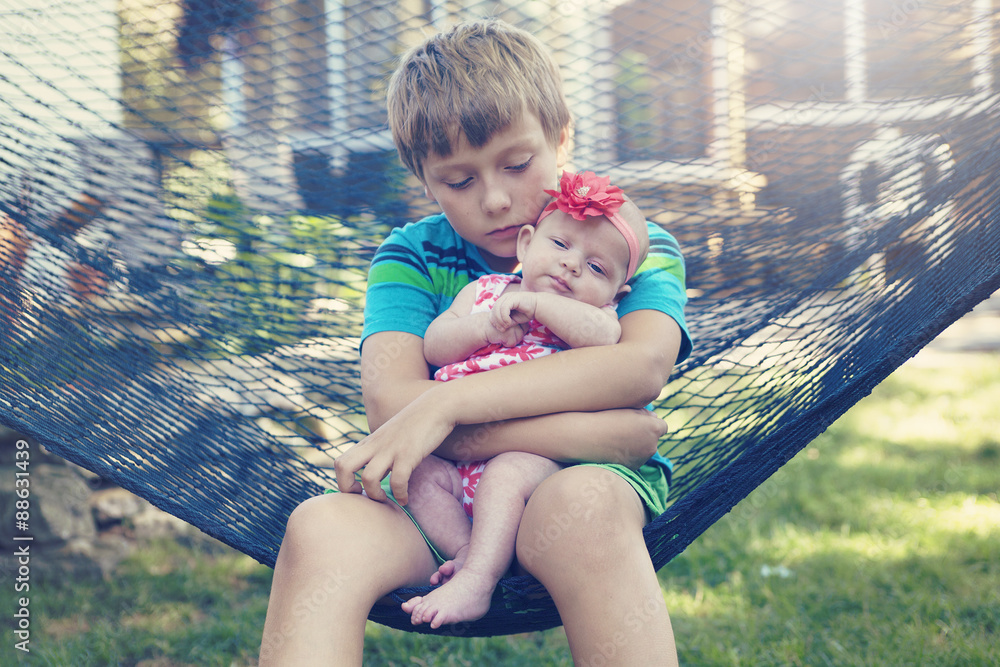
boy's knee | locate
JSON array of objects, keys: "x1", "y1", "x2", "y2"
[
  {"x1": 516, "y1": 468, "x2": 643, "y2": 570},
  {"x1": 279, "y1": 495, "x2": 335, "y2": 566},
  {"x1": 532, "y1": 466, "x2": 633, "y2": 522},
  {"x1": 282, "y1": 493, "x2": 368, "y2": 552},
  {"x1": 285, "y1": 494, "x2": 326, "y2": 532}
]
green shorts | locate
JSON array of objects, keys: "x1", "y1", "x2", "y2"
[{"x1": 327, "y1": 457, "x2": 671, "y2": 567}]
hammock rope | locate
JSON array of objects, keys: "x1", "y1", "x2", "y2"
[{"x1": 2, "y1": 0, "x2": 999, "y2": 637}]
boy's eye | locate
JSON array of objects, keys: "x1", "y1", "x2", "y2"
[
  {"x1": 445, "y1": 177, "x2": 473, "y2": 190},
  {"x1": 507, "y1": 157, "x2": 533, "y2": 172}
]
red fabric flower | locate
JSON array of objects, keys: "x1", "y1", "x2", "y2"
[{"x1": 542, "y1": 170, "x2": 625, "y2": 221}]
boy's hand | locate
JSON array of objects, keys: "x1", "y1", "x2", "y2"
[{"x1": 335, "y1": 388, "x2": 458, "y2": 506}]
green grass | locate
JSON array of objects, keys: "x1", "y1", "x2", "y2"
[
  {"x1": 667, "y1": 353, "x2": 1000, "y2": 666},
  {"x1": 8, "y1": 352, "x2": 999, "y2": 665}
]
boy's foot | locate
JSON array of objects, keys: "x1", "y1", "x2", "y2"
[{"x1": 400, "y1": 566, "x2": 497, "y2": 629}]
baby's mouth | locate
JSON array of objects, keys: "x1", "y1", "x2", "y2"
[{"x1": 550, "y1": 276, "x2": 571, "y2": 292}]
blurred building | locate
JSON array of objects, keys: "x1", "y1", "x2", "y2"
[{"x1": 5, "y1": 0, "x2": 999, "y2": 237}]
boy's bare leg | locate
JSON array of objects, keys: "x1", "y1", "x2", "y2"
[
  {"x1": 404, "y1": 452, "x2": 562, "y2": 629},
  {"x1": 260, "y1": 492, "x2": 438, "y2": 666},
  {"x1": 516, "y1": 466, "x2": 679, "y2": 667}
]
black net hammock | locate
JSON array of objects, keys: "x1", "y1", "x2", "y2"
[{"x1": 2, "y1": 0, "x2": 999, "y2": 638}]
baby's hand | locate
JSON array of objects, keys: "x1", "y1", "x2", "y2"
[
  {"x1": 482, "y1": 313, "x2": 527, "y2": 347},
  {"x1": 491, "y1": 292, "x2": 537, "y2": 331}
]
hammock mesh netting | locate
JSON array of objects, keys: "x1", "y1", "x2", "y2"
[{"x1": 2, "y1": 0, "x2": 999, "y2": 637}]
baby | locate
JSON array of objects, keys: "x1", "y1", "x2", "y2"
[{"x1": 401, "y1": 170, "x2": 651, "y2": 628}]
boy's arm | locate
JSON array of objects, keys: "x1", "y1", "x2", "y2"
[
  {"x1": 492, "y1": 291, "x2": 621, "y2": 348},
  {"x1": 337, "y1": 309, "x2": 681, "y2": 503},
  {"x1": 443, "y1": 408, "x2": 666, "y2": 470},
  {"x1": 440, "y1": 308, "x2": 679, "y2": 420},
  {"x1": 358, "y1": 331, "x2": 437, "y2": 435}
]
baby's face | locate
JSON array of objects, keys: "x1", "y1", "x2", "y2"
[{"x1": 516, "y1": 211, "x2": 631, "y2": 308}]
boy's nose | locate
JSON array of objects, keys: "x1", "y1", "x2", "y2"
[{"x1": 480, "y1": 177, "x2": 511, "y2": 215}]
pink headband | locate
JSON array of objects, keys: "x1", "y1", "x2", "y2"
[{"x1": 537, "y1": 170, "x2": 641, "y2": 279}]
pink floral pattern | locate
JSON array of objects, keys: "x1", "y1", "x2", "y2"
[
  {"x1": 455, "y1": 460, "x2": 487, "y2": 518},
  {"x1": 435, "y1": 274, "x2": 569, "y2": 515},
  {"x1": 432, "y1": 275, "x2": 567, "y2": 382}
]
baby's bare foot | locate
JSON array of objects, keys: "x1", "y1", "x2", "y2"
[
  {"x1": 429, "y1": 560, "x2": 457, "y2": 586},
  {"x1": 402, "y1": 567, "x2": 497, "y2": 629},
  {"x1": 401, "y1": 545, "x2": 471, "y2": 621},
  {"x1": 429, "y1": 545, "x2": 469, "y2": 586}
]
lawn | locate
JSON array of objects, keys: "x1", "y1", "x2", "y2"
[{"x1": 9, "y1": 350, "x2": 999, "y2": 666}]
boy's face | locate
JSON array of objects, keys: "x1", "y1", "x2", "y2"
[
  {"x1": 515, "y1": 211, "x2": 631, "y2": 309},
  {"x1": 421, "y1": 113, "x2": 569, "y2": 273}
]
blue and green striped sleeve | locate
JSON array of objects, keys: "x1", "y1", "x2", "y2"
[
  {"x1": 617, "y1": 222, "x2": 693, "y2": 364},
  {"x1": 361, "y1": 214, "x2": 488, "y2": 347}
]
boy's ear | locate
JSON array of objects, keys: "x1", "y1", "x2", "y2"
[
  {"x1": 515, "y1": 225, "x2": 535, "y2": 262},
  {"x1": 556, "y1": 126, "x2": 571, "y2": 168}
]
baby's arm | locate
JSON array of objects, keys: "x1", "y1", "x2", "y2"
[
  {"x1": 492, "y1": 291, "x2": 621, "y2": 348},
  {"x1": 423, "y1": 281, "x2": 527, "y2": 368}
]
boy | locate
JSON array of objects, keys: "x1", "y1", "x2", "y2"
[{"x1": 261, "y1": 18, "x2": 691, "y2": 666}]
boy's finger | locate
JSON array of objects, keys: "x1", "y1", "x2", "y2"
[
  {"x1": 334, "y1": 450, "x2": 367, "y2": 493},
  {"x1": 389, "y1": 464, "x2": 413, "y2": 506},
  {"x1": 360, "y1": 464, "x2": 389, "y2": 502},
  {"x1": 336, "y1": 476, "x2": 364, "y2": 495}
]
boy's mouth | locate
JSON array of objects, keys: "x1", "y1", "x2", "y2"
[{"x1": 488, "y1": 225, "x2": 521, "y2": 240}]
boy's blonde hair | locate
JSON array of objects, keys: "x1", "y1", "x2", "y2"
[{"x1": 387, "y1": 18, "x2": 572, "y2": 181}]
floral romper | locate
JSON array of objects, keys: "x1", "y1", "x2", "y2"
[{"x1": 433, "y1": 274, "x2": 567, "y2": 517}]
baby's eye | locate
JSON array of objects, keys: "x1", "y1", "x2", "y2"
[
  {"x1": 551, "y1": 238, "x2": 567, "y2": 249},
  {"x1": 588, "y1": 262, "x2": 607, "y2": 276}
]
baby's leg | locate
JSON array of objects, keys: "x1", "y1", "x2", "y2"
[
  {"x1": 403, "y1": 454, "x2": 471, "y2": 561},
  {"x1": 405, "y1": 452, "x2": 563, "y2": 628}
]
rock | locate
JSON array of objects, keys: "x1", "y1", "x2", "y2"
[
  {"x1": 61, "y1": 533, "x2": 136, "y2": 579},
  {"x1": 0, "y1": 463, "x2": 96, "y2": 546},
  {"x1": 89, "y1": 487, "x2": 149, "y2": 529},
  {"x1": 131, "y1": 503, "x2": 194, "y2": 541},
  {"x1": 0, "y1": 427, "x2": 221, "y2": 581}
]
